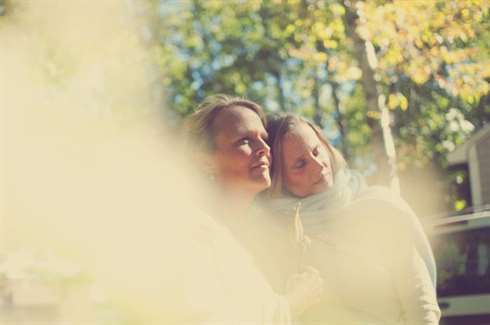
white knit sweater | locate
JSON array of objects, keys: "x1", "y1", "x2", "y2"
[{"x1": 263, "y1": 186, "x2": 441, "y2": 325}]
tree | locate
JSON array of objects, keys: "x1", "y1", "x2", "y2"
[{"x1": 151, "y1": 0, "x2": 490, "y2": 212}]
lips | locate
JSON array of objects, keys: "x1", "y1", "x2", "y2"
[
  {"x1": 251, "y1": 160, "x2": 270, "y2": 170},
  {"x1": 314, "y1": 176, "x2": 326, "y2": 185},
  {"x1": 314, "y1": 172, "x2": 330, "y2": 185}
]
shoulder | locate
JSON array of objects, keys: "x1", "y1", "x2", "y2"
[
  {"x1": 357, "y1": 186, "x2": 406, "y2": 206},
  {"x1": 349, "y1": 186, "x2": 419, "y2": 230},
  {"x1": 356, "y1": 186, "x2": 414, "y2": 214}
]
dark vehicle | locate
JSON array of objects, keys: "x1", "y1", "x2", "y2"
[{"x1": 430, "y1": 210, "x2": 490, "y2": 325}]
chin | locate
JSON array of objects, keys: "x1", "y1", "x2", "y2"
[
  {"x1": 251, "y1": 175, "x2": 271, "y2": 192},
  {"x1": 259, "y1": 175, "x2": 272, "y2": 188},
  {"x1": 251, "y1": 169, "x2": 271, "y2": 183},
  {"x1": 313, "y1": 182, "x2": 329, "y2": 194}
]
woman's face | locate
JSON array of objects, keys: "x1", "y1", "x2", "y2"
[
  {"x1": 211, "y1": 106, "x2": 271, "y2": 195},
  {"x1": 281, "y1": 122, "x2": 334, "y2": 197}
]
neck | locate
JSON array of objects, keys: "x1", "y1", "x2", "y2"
[{"x1": 219, "y1": 186, "x2": 257, "y2": 219}]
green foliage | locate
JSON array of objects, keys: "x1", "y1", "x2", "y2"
[{"x1": 151, "y1": 0, "x2": 490, "y2": 210}]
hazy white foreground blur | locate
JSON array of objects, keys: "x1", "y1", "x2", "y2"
[{"x1": 0, "y1": 1, "x2": 224, "y2": 323}]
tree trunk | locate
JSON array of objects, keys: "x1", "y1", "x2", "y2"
[
  {"x1": 342, "y1": 0, "x2": 399, "y2": 191},
  {"x1": 274, "y1": 70, "x2": 287, "y2": 112},
  {"x1": 313, "y1": 72, "x2": 323, "y2": 128},
  {"x1": 330, "y1": 80, "x2": 349, "y2": 159}
]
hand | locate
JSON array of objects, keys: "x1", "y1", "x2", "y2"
[{"x1": 285, "y1": 266, "x2": 324, "y2": 317}]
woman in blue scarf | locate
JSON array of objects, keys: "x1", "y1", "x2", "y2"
[{"x1": 264, "y1": 113, "x2": 441, "y2": 325}]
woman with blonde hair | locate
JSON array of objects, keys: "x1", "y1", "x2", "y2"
[
  {"x1": 263, "y1": 113, "x2": 440, "y2": 325},
  {"x1": 181, "y1": 95, "x2": 323, "y2": 324}
]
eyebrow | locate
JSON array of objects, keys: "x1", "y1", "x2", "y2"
[
  {"x1": 246, "y1": 130, "x2": 268, "y2": 138},
  {"x1": 233, "y1": 130, "x2": 267, "y2": 140}
]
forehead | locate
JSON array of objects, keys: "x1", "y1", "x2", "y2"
[
  {"x1": 212, "y1": 105, "x2": 265, "y2": 138},
  {"x1": 282, "y1": 122, "x2": 321, "y2": 155}
]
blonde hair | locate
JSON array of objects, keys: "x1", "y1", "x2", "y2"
[
  {"x1": 267, "y1": 114, "x2": 346, "y2": 197},
  {"x1": 184, "y1": 94, "x2": 266, "y2": 154}
]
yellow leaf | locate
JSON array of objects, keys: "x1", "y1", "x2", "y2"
[
  {"x1": 314, "y1": 52, "x2": 328, "y2": 62},
  {"x1": 331, "y1": 3, "x2": 345, "y2": 16},
  {"x1": 285, "y1": 24, "x2": 295, "y2": 35},
  {"x1": 455, "y1": 200, "x2": 467, "y2": 211},
  {"x1": 357, "y1": 26, "x2": 370, "y2": 40},
  {"x1": 399, "y1": 95, "x2": 408, "y2": 111},
  {"x1": 235, "y1": 83, "x2": 246, "y2": 94},
  {"x1": 331, "y1": 19, "x2": 344, "y2": 34},
  {"x1": 312, "y1": 21, "x2": 325, "y2": 35},
  {"x1": 388, "y1": 94, "x2": 399, "y2": 110},
  {"x1": 432, "y1": 12, "x2": 446, "y2": 28},
  {"x1": 367, "y1": 111, "x2": 380, "y2": 119},
  {"x1": 412, "y1": 68, "x2": 429, "y2": 84},
  {"x1": 346, "y1": 66, "x2": 362, "y2": 80},
  {"x1": 323, "y1": 39, "x2": 338, "y2": 49},
  {"x1": 324, "y1": 26, "x2": 334, "y2": 38}
]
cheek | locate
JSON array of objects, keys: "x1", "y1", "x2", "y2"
[
  {"x1": 233, "y1": 146, "x2": 254, "y2": 167},
  {"x1": 216, "y1": 147, "x2": 252, "y2": 174},
  {"x1": 287, "y1": 165, "x2": 325, "y2": 195},
  {"x1": 285, "y1": 170, "x2": 307, "y2": 191}
]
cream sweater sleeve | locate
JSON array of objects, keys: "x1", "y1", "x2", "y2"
[
  {"x1": 389, "y1": 214, "x2": 441, "y2": 325},
  {"x1": 363, "y1": 187, "x2": 441, "y2": 324}
]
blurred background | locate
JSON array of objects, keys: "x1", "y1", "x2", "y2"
[
  {"x1": 150, "y1": 0, "x2": 490, "y2": 218},
  {"x1": 1, "y1": 0, "x2": 490, "y2": 324}
]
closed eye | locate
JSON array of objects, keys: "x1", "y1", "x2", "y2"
[{"x1": 293, "y1": 159, "x2": 306, "y2": 169}]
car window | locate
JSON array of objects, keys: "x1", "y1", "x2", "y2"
[{"x1": 432, "y1": 227, "x2": 490, "y2": 297}]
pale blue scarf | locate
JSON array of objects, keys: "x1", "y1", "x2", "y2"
[
  {"x1": 263, "y1": 168, "x2": 437, "y2": 286},
  {"x1": 264, "y1": 168, "x2": 366, "y2": 235}
]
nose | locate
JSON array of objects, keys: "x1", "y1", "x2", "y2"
[
  {"x1": 255, "y1": 138, "x2": 270, "y2": 158},
  {"x1": 310, "y1": 155, "x2": 324, "y2": 174}
]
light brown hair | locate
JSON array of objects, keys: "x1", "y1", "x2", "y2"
[
  {"x1": 266, "y1": 114, "x2": 346, "y2": 197},
  {"x1": 184, "y1": 94, "x2": 266, "y2": 154}
]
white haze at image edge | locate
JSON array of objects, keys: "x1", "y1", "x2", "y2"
[{"x1": 0, "y1": 0, "x2": 231, "y2": 323}]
